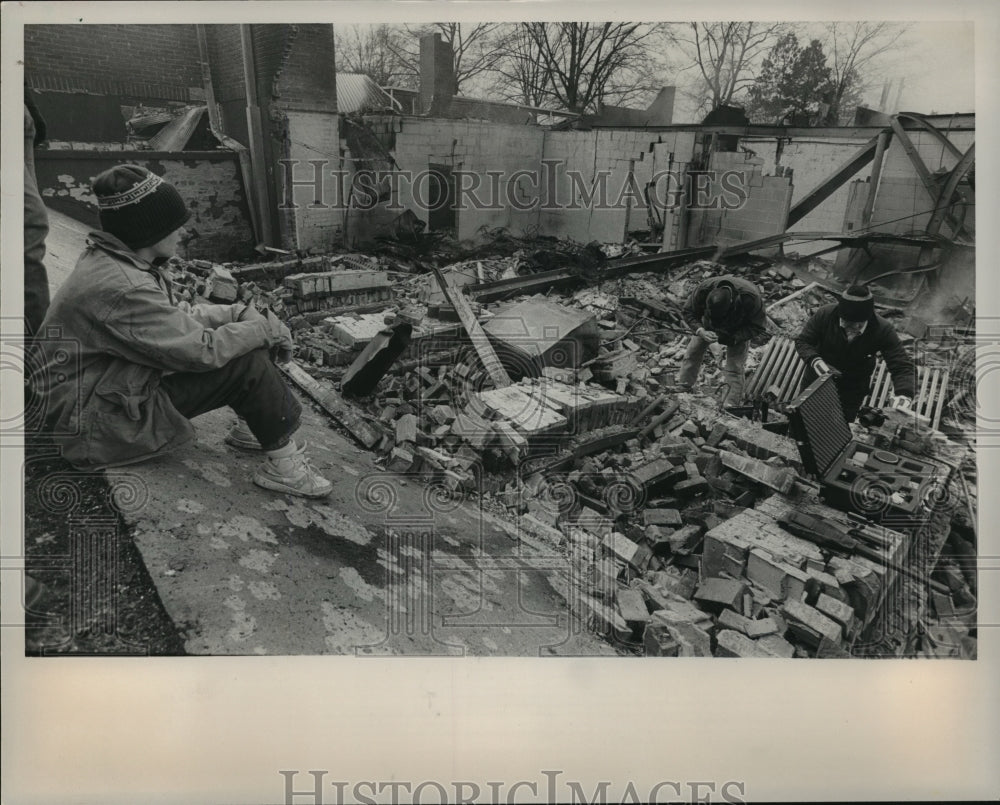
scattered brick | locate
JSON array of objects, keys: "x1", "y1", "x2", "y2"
[
  {"x1": 616, "y1": 588, "x2": 652, "y2": 625},
  {"x1": 717, "y1": 608, "x2": 753, "y2": 635},
  {"x1": 715, "y1": 629, "x2": 767, "y2": 658},
  {"x1": 756, "y1": 633, "x2": 796, "y2": 658},
  {"x1": 745, "y1": 617, "x2": 779, "y2": 638},
  {"x1": 643, "y1": 508, "x2": 683, "y2": 527},
  {"x1": 694, "y1": 578, "x2": 747, "y2": 612},
  {"x1": 782, "y1": 599, "x2": 842, "y2": 647},
  {"x1": 644, "y1": 624, "x2": 680, "y2": 656}
]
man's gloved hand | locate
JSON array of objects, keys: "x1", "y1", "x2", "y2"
[
  {"x1": 263, "y1": 309, "x2": 294, "y2": 364},
  {"x1": 812, "y1": 357, "x2": 832, "y2": 376},
  {"x1": 234, "y1": 301, "x2": 264, "y2": 323},
  {"x1": 696, "y1": 327, "x2": 719, "y2": 343},
  {"x1": 891, "y1": 394, "x2": 913, "y2": 411}
]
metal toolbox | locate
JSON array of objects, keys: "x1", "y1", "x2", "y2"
[{"x1": 786, "y1": 375, "x2": 950, "y2": 528}]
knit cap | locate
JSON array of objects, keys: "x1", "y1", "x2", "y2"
[
  {"x1": 92, "y1": 164, "x2": 190, "y2": 249},
  {"x1": 705, "y1": 283, "x2": 734, "y2": 322},
  {"x1": 837, "y1": 284, "x2": 875, "y2": 322}
]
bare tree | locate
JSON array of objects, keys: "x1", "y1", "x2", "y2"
[
  {"x1": 673, "y1": 22, "x2": 790, "y2": 117},
  {"x1": 498, "y1": 22, "x2": 660, "y2": 113},
  {"x1": 821, "y1": 22, "x2": 908, "y2": 124},
  {"x1": 334, "y1": 24, "x2": 414, "y2": 88},
  {"x1": 490, "y1": 25, "x2": 552, "y2": 108}
]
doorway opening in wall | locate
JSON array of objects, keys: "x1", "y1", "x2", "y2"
[{"x1": 427, "y1": 163, "x2": 456, "y2": 235}]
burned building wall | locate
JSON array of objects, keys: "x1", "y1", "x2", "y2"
[
  {"x1": 34, "y1": 151, "x2": 256, "y2": 262},
  {"x1": 870, "y1": 130, "x2": 975, "y2": 235},
  {"x1": 273, "y1": 24, "x2": 341, "y2": 252},
  {"x1": 385, "y1": 117, "x2": 546, "y2": 242},
  {"x1": 757, "y1": 137, "x2": 875, "y2": 238},
  {"x1": 539, "y1": 130, "x2": 697, "y2": 246},
  {"x1": 24, "y1": 24, "x2": 202, "y2": 103}
]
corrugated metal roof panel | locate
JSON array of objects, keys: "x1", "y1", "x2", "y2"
[{"x1": 336, "y1": 73, "x2": 396, "y2": 114}]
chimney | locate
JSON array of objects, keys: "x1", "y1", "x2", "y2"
[{"x1": 419, "y1": 33, "x2": 455, "y2": 115}]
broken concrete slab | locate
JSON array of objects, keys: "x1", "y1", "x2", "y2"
[
  {"x1": 121, "y1": 404, "x2": 614, "y2": 657},
  {"x1": 483, "y1": 297, "x2": 600, "y2": 371}
]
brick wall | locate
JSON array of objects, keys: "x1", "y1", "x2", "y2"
[
  {"x1": 25, "y1": 24, "x2": 202, "y2": 102},
  {"x1": 273, "y1": 24, "x2": 337, "y2": 113},
  {"x1": 205, "y1": 25, "x2": 249, "y2": 144},
  {"x1": 34, "y1": 151, "x2": 255, "y2": 262}
]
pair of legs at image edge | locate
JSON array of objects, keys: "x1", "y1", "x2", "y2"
[
  {"x1": 162, "y1": 348, "x2": 332, "y2": 498},
  {"x1": 676, "y1": 333, "x2": 748, "y2": 406}
]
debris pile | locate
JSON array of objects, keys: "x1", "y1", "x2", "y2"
[
  {"x1": 496, "y1": 394, "x2": 973, "y2": 658},
  {"x1": 166, "y1": 230, "x2": 976, "y2": 658}
]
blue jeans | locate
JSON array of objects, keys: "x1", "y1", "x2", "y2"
[
  {"x1": 159, "y1": 349, "x2": 302, "y2": 450},
  {"x1": 676, "y1": 334, "x2": 749, "y2": 406}
]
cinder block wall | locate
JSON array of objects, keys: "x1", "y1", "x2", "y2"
[
  {"x1": 871, "y1": 130, "x2": 974, "y2": 235},
  {"x1": 780, "y1": 139, "x2": 873, "y2": 235},
  {"x1": 538, "y1": 130, "x2": 697, "y2": 244},
  {"x1": 24, "y1": 24, "x2": 202, "y2": 102},
  {"x1": 388, "y1": 117, "x2": 546, "y2": 241}
]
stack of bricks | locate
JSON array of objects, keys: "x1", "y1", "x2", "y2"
[{"x1": 283, "y1": 269, "x2": 393, "y2": 314}]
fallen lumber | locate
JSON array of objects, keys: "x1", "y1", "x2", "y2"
[
  {"x1": 280, "y1": 360, "x2": 381, "y2": 449},
  {"x1": 432, "y1": 266, "x2": 511, "y2": 388}
]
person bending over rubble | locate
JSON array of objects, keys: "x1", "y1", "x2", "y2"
[
  {"x1": 676, "y1": 275, "x2": 767, "y2": 406},
  {"x1": 31, "y1": 164, "x2": 332, "y2": 498},
  {"x1": 795, "y1": 284, "x2": 916, "y2": 423}
]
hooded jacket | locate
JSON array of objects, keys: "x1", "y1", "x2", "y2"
[
  {"x1": 682, "y1": 275, "x2": 767, "y2": 346},
  {"x1": 794, "y1": 303, "x2": 916, "y2": 398},
  {"x1": 32, "y1": 231, "x2": 273, "y2": 469}
]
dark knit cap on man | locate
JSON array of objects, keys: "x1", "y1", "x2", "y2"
[
  {"x1": 837, "y1": 284, "x2": 875, "y2": 322},
  {"x1": 92, "y1": 164, "x2": 190, "y2": 250},
  {"x1": 706, "y1": 284, "x2": 734, "y2": 321}
]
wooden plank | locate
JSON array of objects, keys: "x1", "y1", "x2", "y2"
[
  {"x1": 432, "y1": 266, "x2": 511, "y2": 388},
  {"x1": 279, "y1": 361, "x2": 381, "y2": 449},
  {"x1": 787, "y1": 135, "x2": 881, "y2": 227}
]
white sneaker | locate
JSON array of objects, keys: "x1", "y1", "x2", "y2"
[
  {"x1": 253, "y1": 442, "x2": 333, "y2": 498},
  {"x1": 225, "y1": 418, "x2": 261, "y2": 450}
]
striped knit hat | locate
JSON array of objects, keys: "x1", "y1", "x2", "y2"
[
  {"x1": 92, "y1": 164, "x2": 190, "y2": 250},
  {"x1": 837, "y1": 284, "x2": 875, "y2": 322}
]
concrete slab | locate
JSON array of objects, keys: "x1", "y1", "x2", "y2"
[{"x1": 125, "y1": 402, "x2": 615, "y2": 656}]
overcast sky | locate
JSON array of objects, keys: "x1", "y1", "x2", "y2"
[
  {"x1": 890, "y1": 22, "x2": 975, "y2": 114},
  {"x1": 671, "y1": 20, "x2": 975, "y2": 122}
]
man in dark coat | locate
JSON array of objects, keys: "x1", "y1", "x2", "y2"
[
  {"x1": 677, "y1": 275, "x2": 767, "y2": 405},
  {"x1": 795, "y1": 284, "x2": 916, "y2": 422}
]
